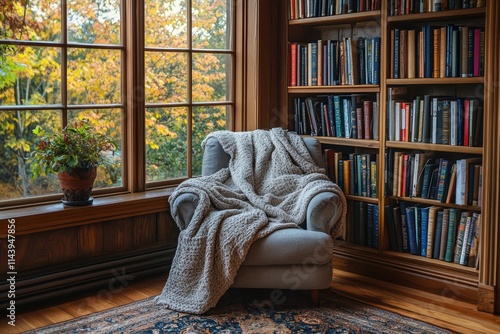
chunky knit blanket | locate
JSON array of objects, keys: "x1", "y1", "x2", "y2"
[{"x1": 155, "y1": 128, "x2": 346, "y2": 314}]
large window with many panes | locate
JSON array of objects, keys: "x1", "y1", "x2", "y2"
[{"x1": 0, "y1": 0, "x2": 234, "y2": 206}]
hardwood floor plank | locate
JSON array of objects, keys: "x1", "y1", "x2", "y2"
[{"x1": 3, "y1": 271, "x2": 499, "y2": 333}]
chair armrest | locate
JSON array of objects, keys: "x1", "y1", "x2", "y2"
[
  {"x1": 306, "y1": 192, "x2": 342, "y2": 234},
  {"x1": 171, "y1": 192, "x2": 200, "y2": 230}
]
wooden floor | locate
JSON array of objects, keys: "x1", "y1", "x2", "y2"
[{"x1": 2, "y1": 270, "x2": 500, "y2": 333}]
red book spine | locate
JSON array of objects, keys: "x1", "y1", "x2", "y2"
[
  {"x1": 473, "y1": 28, "x2": 481, "y2": 77},
  {"x1": 290, "y1": 43, "x2": 297, "y2": 86},
  {"x1": 363, "y1": 100, "x2": 373, "y2": 140},
  {"x1": 463, "y1": 99, "x2": 470, "y2": 146}
]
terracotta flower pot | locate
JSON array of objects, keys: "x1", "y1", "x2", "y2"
[{"x1": 57, "y1": 167, "x2": 97, "y2": 206}]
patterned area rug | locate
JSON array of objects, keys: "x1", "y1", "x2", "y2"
[{"x1": 28, "y1": 288, "x2": 452, "y2": 333}]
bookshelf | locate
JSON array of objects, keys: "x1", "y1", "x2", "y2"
[{"x1": 280, "y1": 0, "x2": 499, "y2": 312}]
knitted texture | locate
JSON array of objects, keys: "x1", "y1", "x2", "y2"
[{"x1": 156, "y1": 128, "x2": 346, "y2": 314}]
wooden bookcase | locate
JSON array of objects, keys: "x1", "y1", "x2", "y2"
[{"x1": 279, "y1": 0, "x2": 500, "y2": 312}]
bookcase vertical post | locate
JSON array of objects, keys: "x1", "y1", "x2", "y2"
[{"x1": 478, "y1": 0, "x2": 500, "y2": 314}]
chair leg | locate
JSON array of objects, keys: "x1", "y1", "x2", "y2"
[{"x1": 311, "y1": 289, "x2": 320, "y2": 307}]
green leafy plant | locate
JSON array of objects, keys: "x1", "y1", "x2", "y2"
[{"x1": 31, "y1": 119, "x2": 117, "y2": 178}]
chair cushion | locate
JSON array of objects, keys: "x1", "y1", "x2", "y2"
[{"x1": 242, "y1": 224, "x2": 333, "y2": 266}]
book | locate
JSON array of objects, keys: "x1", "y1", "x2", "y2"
[
  {"x1": 432, "y1": 210, "x2": 444, "y2": 259},
  {"x1": 445, "y1": 163, "x2": 457, "y2": 204},
  {"x1": 406, "y1": 206, "x2": 418, "y2": 255},
  {"x1": 439, "y1": 208, "x2": 450, "y2": 260},
  {"x1": 444, "y1": 208, "x2": 461, "y2": 262},
  {"x1": 435, "y1": 158, "x2": 451, "y2": 202},
  {"x1": 385, "y1": 204, "x2": 400, "y2": 251},
  {"x1": 387, "y1": 87, "x2": 408, "y2": 141},
  {"x1": 455, "y1": 157, "x2": 481, "y2": 205},
  {"x1": 454, "y1": 211, "x2": 470, "y2": 264},
  {"x1": 420, "y1": 159, "x2": 438, "y2": 199},
  {"x1": 426, "y1": 206, "x2": 440, "y2": 258},
  {"x1": 420, "y1": 206, "x2": 430, "y2": 257},
  {"x1": 459, "y1": 213, "x2": 475, "y2": 265},
  {"x1": 467, "y1": 213, "x2": 481, "y2": 268},
  {"x1": 393, "y1": 205, "x2": 404, "y2": 252}
]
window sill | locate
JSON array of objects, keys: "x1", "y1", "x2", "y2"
[{"x1": 0, "y1": 188, "x2": 175, "y2": 237}]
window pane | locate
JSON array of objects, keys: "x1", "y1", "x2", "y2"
[
  {"x1": 0, "y1": 0, "x2": 61, "y2": 42},
  {"x1": 0, "y1": 46, "x2": 61, "y2": 106},
  {"x1": 68, "y1": 109, "x2": 123, "y2": 188},
  {"x1": 145, "y1": 0, "x2": 187, "y2": 48},
  {"x1": 67, "y1": 0, "x2": 121, "y2": 45},
  {"x1": 192, "y1": 0, "x2": 232, "y2": 50},
  {"x1": 145, "y1": 51, "x2": 188, "y2": 103},
  {"x1": 67, "y1": 48, "x2": 121, "y2": 105},
  {"x1": 192, "y1": 105, "x2": 229, "y2": 176},
  {"x1": 0, "y1": 110, "x2": 62, "y2": 200},
  {"x1": 146, "y1": 107, "x2": 188, "y2": 181},
  {"x1": 192, "y1": 53, "x2": 231, "y2": 102}
]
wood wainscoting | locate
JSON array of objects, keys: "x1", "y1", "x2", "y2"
[{"x1": 0, "y1": 189, "x2": 179, "y2": 309}]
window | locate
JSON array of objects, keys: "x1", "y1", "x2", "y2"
[
  {"x1": 144, "y1": 0, "x2": 233, "y2": 183},
  {"x1": 0, "y1": 0, "x2": 235, "y2": 206}
]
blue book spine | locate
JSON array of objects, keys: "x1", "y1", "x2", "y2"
[
  {"x1": 405, "y1": 207, "x2": 418, "y2": 255},
  {"x1": 432, "y1": 211, "x2": 444, "y2": 259},
  {"x1": 358, "y1": 37, "x2": 366, "y2": 84},
  {"x1": 424, "y1": 25, "x2": 432, "y2": 78},
  {"x1": 400, "y1": 202, "x2": 409, "y2": 252},
  {"x1": 367, "y1": 203, "x2": 374, "y2": 247},
  {"x1": 373, "y1": 37, "x2": 381, "y2": 84},
  {"x1": 327, "y1": 95, "x2": 336, "y2": 137},
  {"x1": 420, "y1": 207, "x2": 430, "y2": 257},
  {"x1": 311, "y1": 42, "x2": 318, "y2": 86},
  {"x1": 334, "y1": 95, "x2": 344, "y2": 137}
]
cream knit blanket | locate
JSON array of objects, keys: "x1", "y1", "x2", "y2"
[{"x1": 155, "y1": 128, "x2": 346, "y2": 314}]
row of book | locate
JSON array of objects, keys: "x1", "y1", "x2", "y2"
[
  {"x1": 289, "y1": 36, "x2": 381, "y2": 86},
  {"x1": 390, "y1": 25, "x2": 484, "y2": 79},
  {"x1": 386, "y1": 151, "x2": 482, "y2": 206},
  {"x1": 387, "y1": 88, "x2": 483, "y2": 147},
  {"x1": 389, "y1": 0, "x2": 485, "y2": 16},
  {"x1": 386, "y1": 202, "x2": 481, "y2": 268},
  {"x1": 324, "y1": 150, "x2": 378, "y2": 198},
  {"x1": 289, "y1": 0, "x2": 381, "y2": 20},
  {"x1": 347, "y1": 202, "x2": 379, "y2": 248},
  {"x1": 293, "y1": 94, "x2": 380, "y2": 139}
]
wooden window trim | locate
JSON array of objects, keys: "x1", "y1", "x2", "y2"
[{"x1": 0, "y1": 189, "x2": 174, "y2": 238}]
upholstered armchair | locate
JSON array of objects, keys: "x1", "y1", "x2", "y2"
[{"x1": 170, "y1": 134, "x2": 344, "y2": 306}]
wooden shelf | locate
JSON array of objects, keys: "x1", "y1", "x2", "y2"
[
  {"x1": 288, "y1": 85, "x2": 380, "y2": 94},
  {"x1": 345, "y1": 195, "x2": 378, "y2": 203},
  {"x1": 316, "y1": 136, "x2": 380, "y2": 149},
  {"x1": 386, "y1": 196, "x2": 482, "y2": 212},
  {"x1": 386, "y1": 77, "x2": 484, "y2": 85},
  {"x1": 386, "y1": 141, "x2": 483, "y2": 154},
  {"x1": 289, "y1": 10, "x2": 381, "y2": 26},
  {"x1": 387, "y1": 7, "x2": 486, "y2": 23}
]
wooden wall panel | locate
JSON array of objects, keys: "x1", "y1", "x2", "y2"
[
  {"x1": 157, "y1": 211, "x2": 179, "y2": 244},
  {"x1": 15, "y1": 228, "x2": 78, "y2": 272},
  {"x1": 102, "y1": 218, "x2": 134, "y2": 253},
  {"x1": 0, "y1": 238, "x2": 6, "y2": 275},
  {"x1": 132, "y1": 214, "x2": 157, "y2": 248},
  {"x1": 78, "y1": 223, "x2": 104, "y2": 258}
]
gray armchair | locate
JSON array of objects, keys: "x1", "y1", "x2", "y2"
[{"x1": 171, "y1": 135, "x2": 344, "y2": 305}]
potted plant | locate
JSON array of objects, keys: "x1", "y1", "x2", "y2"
[{"x1": 31, "y1": 119, "x2": 117, "y2": 206}]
